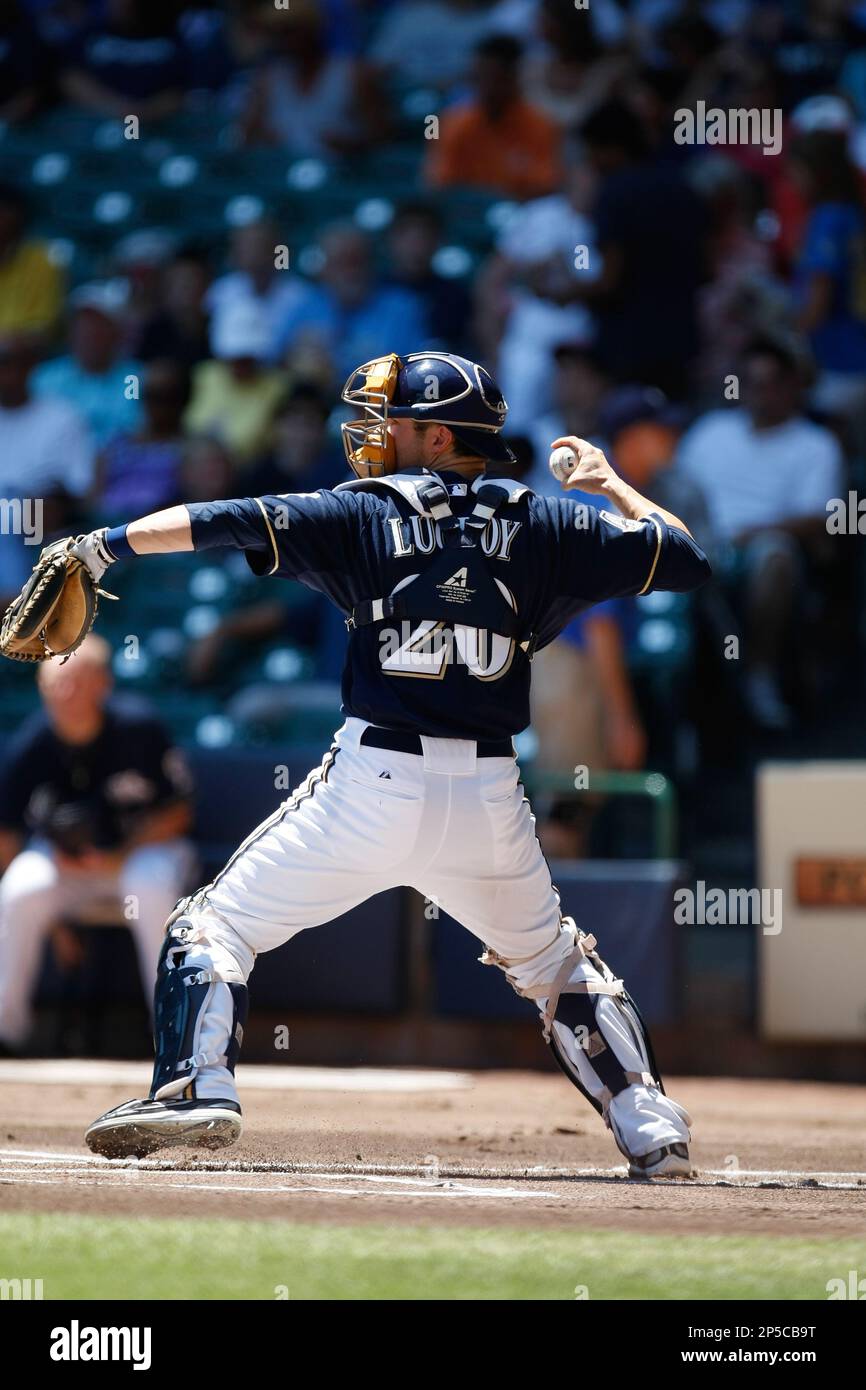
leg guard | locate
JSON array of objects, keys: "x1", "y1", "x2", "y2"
[
  {"x1": 482, "y1": 917, "x2": 691, "y2": 1163},
  {"x1": 149, "y1": 915, "x2": 248, "y2": 1104}
]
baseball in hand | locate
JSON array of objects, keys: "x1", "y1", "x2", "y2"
[{"x1": 549, "y1": 446, "x2": 579, "y2": 483}]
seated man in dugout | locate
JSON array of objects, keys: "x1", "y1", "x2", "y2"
[{"x1": 0, "y1": 635, "x2": 196, "y2": 1055}]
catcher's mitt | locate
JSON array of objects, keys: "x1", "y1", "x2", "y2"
[{"x1": 0, "y1": 536, "x2": 117, "y2": 664}]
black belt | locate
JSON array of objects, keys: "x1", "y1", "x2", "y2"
[{"x1": 360, "y1": 726, "x2": 515, "y2": 759}]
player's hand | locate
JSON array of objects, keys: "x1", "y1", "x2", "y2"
[
  {"x1": 550, "y1": 436, "x2": 618, "y2": 496},
  {"x1": 70, "y1": 529, "x2": 115, "y2": 585}
]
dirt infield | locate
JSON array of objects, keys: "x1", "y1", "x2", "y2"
[{"x1": 1, "y1": 1065, "x2": 865, "y2": 1239}]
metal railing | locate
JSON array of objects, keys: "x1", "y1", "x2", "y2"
[{"x1": 521, "y1": 769, "x2": 679, "y2": 859}]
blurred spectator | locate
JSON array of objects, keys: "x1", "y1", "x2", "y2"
[
  {"x1": 246, "y1": 382, "x2": 345, "y2": 496},
  {"x1": 576, "y1": 99, "x2": 708, "y2": 398},
  {"x1": 0, "y1": 336, "x2": 91, "y2": 601},
  {"x1": 185, "y1": 300, "x2": 287, "y2": 465},
  {"x1": 599, "y1": 385, "x2": 713, "y2": 553},
  {"x1": 677, "y1": 336, "x2": 844, "y2": 730},
  {"x1": 0, "y1": 636, "x2": 195, "y2": 1056},
  {"x1": 425, "y1": 34, "x2": 561, "y2": 200},
  {"x1": 386, "y1": 200, "x2": 472, "y2": 352},
  {"x1": 527, "y1": 343, "x2": 611, "y2": 492},
  {"x1": 477, "y1": 139, "x2": 598, "y2": 429},
  {"x1": 627, "y1": 64, "x2": 693, "y2": 164},
  {"x1": 277, "y1": 223, "x2": 430, "y2": 384},
  {"x1": 238, "y1": 0, "x2": 382, "y2": 157},
  {"x1": 58, "y1": 0, "x2": 186, "y2": 122},
  {"x1": 521, "y1": 0, "x2": 628, "y2": 129},
  {"x1": 840, "y1": 43, "x2": 866, "y2": 122},
  {"x1": 32, "y1": 281, "x2": 142, "y2": 448},
  {"x1": 369, "y1": 0, "x2": 493, "y2": 90},
  {"x1": 0, "y1": 332, "x2": 93, "y2": 505},
  {"x1": 0, "y1": 183, "x2": 64, "y2": 340},
  {"x1": 184, "y1": 379, "x2": 349, "y2": 692},
  {"x1": 206, "y1": 217, "x2": 315, "y2": 366},
  {"x1": 691, "y1": 156, "x2": 786, "y2": 403},
  {"x1": 505, "y1": 436, "x2": 645, "y2": 857},
  {"x1": 789, "y1": 130, "x2": 866, "y2": 430},
  {"x1": 184, "y1": 585, "x2": 347, "y2": 758},
  {"x1": 135, "y1": 244, "x2": 213, "y2": 366},
  {"x1": 532, "y1": 593, "x2": 646, "y2": 860},
  {"x1": 94, "y1": 359, "x2": 191, "y2": 519},
  {"x1": 677, "y1": 39, "x2": 787, "y2": 189},
  {"x1": 179, "y1": 435, "x2": 237, "y2": 504},
  {"x1": 186, "y1": 581, "x2": 348, "y2": 732},
  {"x1": 768, "y1": 94, "x2": 853, "y2": 271},
  {"x1": 111, "y1": 228, "x2": 178, "y2": 351},
  {"x1": 656, "y1": 12, "x2": 726, "y2": 114},
  {"x1": 177, "y1": 1, "x2": 235, "y2": 91},
  {"x1": 0, "y1": 1, "x2": 44, "y2": 124},
  {"x1": 769, "y1": 0, "x2": 856, "y2": 111}
]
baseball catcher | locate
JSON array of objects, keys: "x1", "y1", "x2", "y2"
[{"x1": 15, "y1": 351, "x2": 710, "y2": 1177}]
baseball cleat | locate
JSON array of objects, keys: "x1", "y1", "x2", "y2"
[
  {"x1": 628, "y1": 1142, "x2": 693, "y2": 1180},
  {"x1": 85, "y1": 1097, "x2": 242, "y2": 1159}
]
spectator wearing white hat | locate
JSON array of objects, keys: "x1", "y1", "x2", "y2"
[
  {"x1": 184, "y1": 300, "x2": 287, "y2": 466},
  {"x1": 31, "y1": 280, "x2": 141, "y2": 448}
]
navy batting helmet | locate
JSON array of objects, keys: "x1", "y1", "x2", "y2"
[{"x1": 341, "y1": 351, "x2": 513, "y2": 478}]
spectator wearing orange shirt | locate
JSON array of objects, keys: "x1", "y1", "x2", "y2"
[{"x1": 425, "y1": 34, "x2": 561, "y2": 201}]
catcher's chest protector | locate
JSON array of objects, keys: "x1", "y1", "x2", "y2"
[{"x1": 345, "y1": 474, "x2": 538, "y2": 655}]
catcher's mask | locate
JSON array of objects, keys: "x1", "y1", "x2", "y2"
[{"x1": 340, "y1": 351, "x2": 513, "y2": 478}]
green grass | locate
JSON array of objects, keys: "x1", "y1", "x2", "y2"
[{"x1": 1, "y1": 1213, "x2": 862, "y2": 1300}]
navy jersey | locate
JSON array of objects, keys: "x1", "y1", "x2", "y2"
[{"x1": 186, "y1": 470, "x2": 711, "y2": 739}]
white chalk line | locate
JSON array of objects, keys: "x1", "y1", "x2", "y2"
[
  {"x1": 1, "y1": 1151, "x2": 864, "y2": 1193},
  {"x1": 3, "y1": 1169, "x2": 863, "y2": 1195},
  {"x1": 3, "y1": 1160, "x2": 541, "y2": 1192},
  {"x1": 1, "y1": 1172, "x2": 560, "y2": 1201},
  {"x1": 4, "y1": 1148, "x2": 866, "y2": 1181}
]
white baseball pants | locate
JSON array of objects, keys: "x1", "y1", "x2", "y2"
[{"x1": 172, "y1": 718, "x2": 690, "y2": 1160}]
